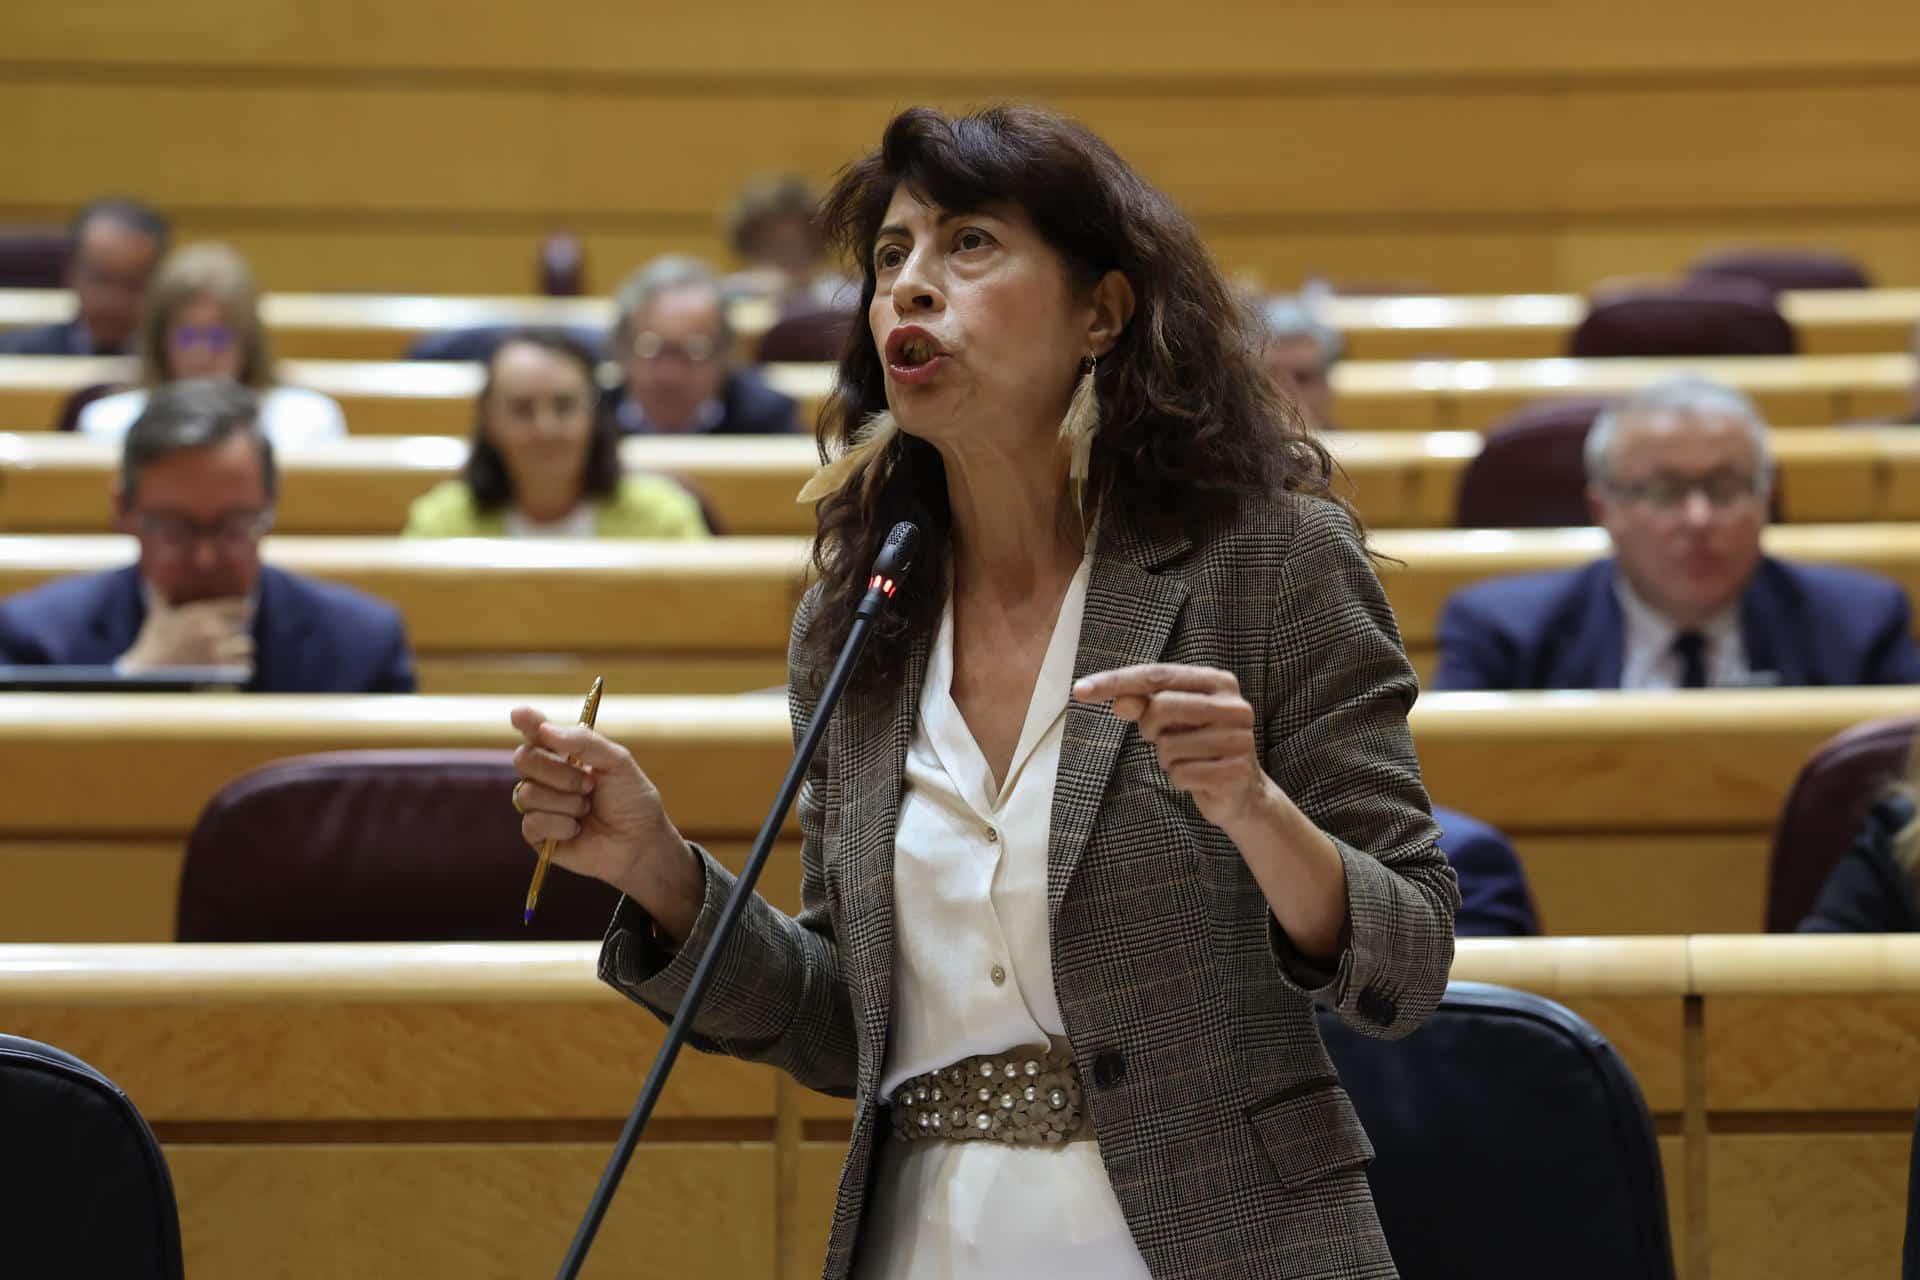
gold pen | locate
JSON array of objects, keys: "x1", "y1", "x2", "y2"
[{"x1": 525, "y1": 676, "x2": 604, "y2": 925}]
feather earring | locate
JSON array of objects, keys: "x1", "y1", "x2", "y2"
[
  {"x1": 795, "y1": 410, "x2": 900, "y2": 504},
  {"x1": 1058, "y1": 355, "x2": 1099, "y2": 514}
]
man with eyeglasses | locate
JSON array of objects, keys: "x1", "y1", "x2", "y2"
[
  {"x1": 0, "y1": 379, "x2": 416, "y2": 692},
  {"x1": 603, "y1": 255, "x2": 800, "y2": 436},
  {"x1": 0, "y1": 198, "x2": 169, "y2": 357},
  {"x1": 1432, "y1": 375, "x2": 1920, "y2": 691}
]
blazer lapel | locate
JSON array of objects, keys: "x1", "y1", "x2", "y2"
[
  {"x1": 247, "y1": 567, "x2": 312, "y2": 692},
  {"x1": 1740, "y1": 558, "x2": 1791, "y2": 685},
  {"x1": 90, "y1": 567, "x2": 147, "y2": 662},
  {"x1": 1559, "y1": 561, "x2": 1626, "y2": 689},
  {"x1": 834, "y1": 628, "x2": 927, "y2": 1082},
  {"x1": 1048, "y1": 522, "x2": 1189, "y2": 925}
]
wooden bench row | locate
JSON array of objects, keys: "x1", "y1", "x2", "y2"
[
  {"x1": 3, "y1": 286, "x2": 1916, "y2": 362},
  {"x1": 0, "y1": 934, "x2": 1909, "y2": 1279},
  {"x1": 3, "y1": 685, "x2": 1916, "y2": 944},
  {"x1": 4, "y1": 525, "x2": 1917, "y2": 694},
  {"x1": 8, "y1": 428, "x2": 1920, "y2": 537},
  {"x1": 1, "y1": 351, "x2": 1912, "y2": 436}
]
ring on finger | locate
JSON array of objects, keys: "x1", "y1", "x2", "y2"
[{"x1": 511, "y1": 780, "x2": 529, "y2": 815}]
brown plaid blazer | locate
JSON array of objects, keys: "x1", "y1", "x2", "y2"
[{"x1": 603, "y1": 491, "x2": 1459, "y2": 1279}]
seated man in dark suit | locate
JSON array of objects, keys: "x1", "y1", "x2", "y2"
[
  {"x1": 1434, "y1": 805, "x2": 1539, "y2": 936},
  {"x1": 601, "y1": 255, "x2": 800, "y2": 436},
  {"x1": 0, "y1": 198, "x2": 169, "y2": 357},
  {"x1": 1434, "y1": 375, "x2": 1920, "y2": 690},
  {"x1": 0, "y1": 379, "x2": 416, "y2": 692}
]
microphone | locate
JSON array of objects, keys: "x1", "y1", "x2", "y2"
[
  {"x1": 857, "y1": 521, "x2": 923, "y2": 619},
  {"x1": 555, "y1": 520, "x2": 924, "y2": 1280}
]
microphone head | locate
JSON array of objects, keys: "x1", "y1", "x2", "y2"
[{"x1": 873, "y1": 521, "x2": 922, "y2": 580}]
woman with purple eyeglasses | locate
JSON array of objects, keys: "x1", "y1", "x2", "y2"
[{"x1": 76, "y1": 241, "x2": 348, "y2": 447}]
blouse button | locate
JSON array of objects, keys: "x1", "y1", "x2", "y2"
[
  {"x1": 990, "y1": 963, "x2": 1007, "y2": 986},
  {"x1": 985, "y1": 826, "x2": 999, "y2": 843}
]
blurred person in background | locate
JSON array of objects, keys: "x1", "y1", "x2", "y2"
[
  {"x1": 1434, "y1": 375, "x2": 1920, "y2": 690},
  {"x1": 1435, "y1": 807, "x2": 1539, "y2": 937},
  {"x1": 1801, "y1": 749, "x2": 1920, "y2": 932},
  {"x1": 76, "y1": 242, "x2": 347, "y2": 447},
  {"x1": 1260, "y1": 294, "x2": 1343, "y2": 431},
  {"x1": 0, "y1": 380, "x2": 413, "y2": 691},
  {"x1": 604, "y1": 255, "x2": 800, "y2": 436},
  {"x1": 0, "y1": 198, "x2": 169, "y2": 356},
  {"x1": 405, "y1": 329, "x2": 711, "y2": 539},
  {"x1": 723, "y1": 173, "x2": 852, "y2": 310}
]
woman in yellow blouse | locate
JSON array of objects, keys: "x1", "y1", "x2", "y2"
[{"x1": 405, "y1": 329, "x2": 710, "y2": 539}]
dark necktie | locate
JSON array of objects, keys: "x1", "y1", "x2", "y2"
[{"x1": 1672, "y1": 630, "x2": 1709, "y2": 689}]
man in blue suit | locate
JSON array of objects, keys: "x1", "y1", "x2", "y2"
[
  {"x1": 1434, "y1": 375, "x2": 1920, "y2": 691},
  {"x1": 0, "y1": 199, "x2": 169, "y2": 357},
  {"x1": 1434, "y1": 806, "x2": 1539, "y2": 937},
  {"x1": 602, "y1": 256, "x2": 799, "y2": 436},
  {"x1": 0, "y1": 379, "x2": 415, "y2": 692}
]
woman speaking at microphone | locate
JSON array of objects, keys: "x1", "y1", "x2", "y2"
[{"x1": 508, "y1": 105, "x2": 1457, "y2": 1279}]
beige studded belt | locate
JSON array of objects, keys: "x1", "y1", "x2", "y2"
[{"x1": 887, "y1": 1047, "x2": 1087, "y2": 1145}]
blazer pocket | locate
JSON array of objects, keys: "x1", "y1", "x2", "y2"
[{"x1": 1247, "y1": 1081, "x2": 1376, "y2": 1190}]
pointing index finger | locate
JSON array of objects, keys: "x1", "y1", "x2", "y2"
[{"x1": 1073, "y1": 663, "x2": 1234, "y2": 703}]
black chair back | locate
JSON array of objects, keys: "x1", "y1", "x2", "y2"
[
  {"x1": 1320, "y1": 981, "x2": 1675, "y2": 1279},
  {"x1": 0, "y1": 1034, "x2": 184, "y2": 1279}
]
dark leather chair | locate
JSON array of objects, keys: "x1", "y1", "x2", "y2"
[
  {"x1": 1455, "y1": 396, "x2": 1614, "y2": 527},
  {"x1": 0, "y1": 1034, "x2": 184, "y2": 1279},
  {"x1": 539, "y1": 233, "x2": 586, "y2": 297},
  {"x1": 1570, "y1": 277, "x2": 1797, "y2": 358},
  {"x1": 0, "y1": 226, "x2": 72, "y2": 287},
  {"x1": 1691, "y1": 247, "x2": 1872, "y2": 292},
  {"x1": 1765, "y1": 717, "x2": 1916, "y2": 932},
  {"x1": 1320, "y1": 981, "x2": 1674, "y2": 1280},
  {"x1": 176, "y1": 750, "x2": 621, "y2": 941},
  {"x1": 754, "y1": 305, "x2": 853, "y2": 364},
  {"x1": 54, "y1": 381, "x2": 123, "y2": 433},
  {"x1": 404, "y1": 324, "x2": 608, "y2": 363}
]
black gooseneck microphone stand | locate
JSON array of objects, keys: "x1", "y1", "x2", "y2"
[{"x1": 556, "y1": 520, "x2": 923, "y2": 1279}]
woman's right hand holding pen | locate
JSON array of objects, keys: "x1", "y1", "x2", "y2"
[{"x1": 509, "y1": 706, "x2": 705, "y2": 942}]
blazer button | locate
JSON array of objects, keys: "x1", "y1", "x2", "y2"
[
  {"x1": 1091, "y1": 1051, "x2": 1126, "y2": 1089},
  {"x1": 1357, "y1": 989, "x2": 1397, "y2": 1027}
]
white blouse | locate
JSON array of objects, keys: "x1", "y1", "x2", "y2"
[
  {"x1": 79, "y1": 385, "x2": 349, "y2": 450},
  {"x1": 858, "y1": 556, "x2": 1151, "y2": 1279}
]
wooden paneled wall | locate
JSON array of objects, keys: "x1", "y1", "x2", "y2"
[{"x1": 5, "y1": 1, "x2": 1920, "y2": 293}]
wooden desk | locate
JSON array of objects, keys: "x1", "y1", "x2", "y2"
[
  {"x1": 0, "y1": 432, "x2": 824, "y2": 537},
  {"x1": 4, "y1": 525, "x2": 1917, "y2": 693},
  {"x1": 5, "y1": 686, "x2": 1919, "y2": 945},
  {"x1": 0, "y1": 935, "x2": 1906, "y2": 1280},
  {"x1": 1320, "y1": 289, "x2": 1920, "y2": 361},
  {"x1": 0, "y1": 355, "x2": 832, "y2": 437},
  {"x1": 2, "y1": 352, "x2": 1911, "y2": 437},
  {"x1": 9, "y1": 428, "x2": 1918, "y2": 537},
  {"x1": 3, "y1": 287, "x2": 1915, "y2": 362},
  {"x1": 1332, "y1": 352, "x2": 1916, "y2": 431},
  {"x1": 0, "y1": 289, "x2": 781, "y2": 360}
]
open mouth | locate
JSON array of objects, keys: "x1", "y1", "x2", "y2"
[{"x1": 885, "y1": 327, "x2": 948, "y2": 376}]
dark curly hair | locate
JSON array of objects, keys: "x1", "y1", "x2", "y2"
[
  {"x1": 464, "y1": 328, "x2": 621, "y2": 512},
  {"x1": 803, "y1": 104, "x2": 1346, "y2": 694}
]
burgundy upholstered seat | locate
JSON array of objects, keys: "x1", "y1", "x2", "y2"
[
  {"x1": 1765, "y1": 717, "x2": 1916, "y2": 932},
  {"x1": 1570, "y1": 277, "x2": 1796, "y2": 358},
  {"x1": 176, "y1": 750, "x2": 620, "y2": 941}
]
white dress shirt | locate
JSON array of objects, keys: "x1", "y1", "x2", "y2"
[
  {"x1": 1615, "y1": 576, "x2": 1749, "y2": 690},
  {"x1": 79, "y1": 385, "x2": 349, "y2": 449},
  {"x1": 857, "y1": 556, "x2": 1150, "y2": 1279}
]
